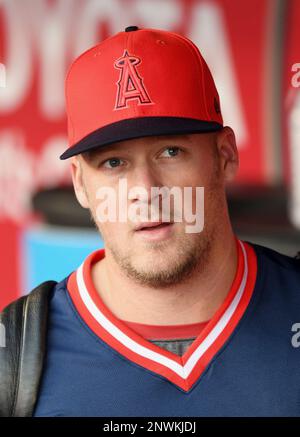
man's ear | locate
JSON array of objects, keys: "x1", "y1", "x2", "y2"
[
  {"x1": 70, "y1": 156, "x2": 90, "y2": 208},
  {"x1": 215, "y1": 126, "x2": 239, "y2": 182}
]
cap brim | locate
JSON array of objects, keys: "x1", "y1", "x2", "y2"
[{"x1": 60, "y1": 117, "x2": 223, "y2": 160}]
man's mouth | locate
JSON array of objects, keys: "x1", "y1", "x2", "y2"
[
  {"x1": 135, "y1": 222, "x2": 173, "y2": 231},
  {"x1": 134, "y1": 222, "x2": 175, "y2": 241}
]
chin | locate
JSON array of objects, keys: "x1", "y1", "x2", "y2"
[{"x1": 132, "y1": 253, "x2": 170, "y2": 271}]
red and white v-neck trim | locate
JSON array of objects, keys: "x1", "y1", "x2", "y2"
[{"x1": 67, "y1": 238, "x2": 257, "y2": 392}]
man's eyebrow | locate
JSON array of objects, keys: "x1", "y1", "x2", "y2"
[
  {"x1": 84, "y1": 134, "x2": 193, "y2": 159},
  {"x1": 150, "y1": 134, "x2": 192, "y2": 142},
  {"x1": 85, "y1": 144, "x2": 123, "y2": 159}
]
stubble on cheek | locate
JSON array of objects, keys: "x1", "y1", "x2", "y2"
[{"x1": 91, "y1": 202, "x2": 214, "y2": 289}]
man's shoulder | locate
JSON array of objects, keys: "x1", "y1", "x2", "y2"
[
  {"x1": 0, "y1": 276, "x2": 69, "y2": 316},
  {"x1": 0, "y1": 278, "x2": 65, "y2": 417},
  {"x1": 245, "y1": 240, "x2": 300, "y2": 305},
  {"x1": 246, "y1": 240, "x2": 300, "y2": 272}
]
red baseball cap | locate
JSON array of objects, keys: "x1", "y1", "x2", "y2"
[{"x1": 60, "y1": 26, "x2": 223, "y2": 160}]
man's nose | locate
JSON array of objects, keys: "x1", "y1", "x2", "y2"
[{"x1": 127, "y1": 164, "x2": 162, "y2": 203}]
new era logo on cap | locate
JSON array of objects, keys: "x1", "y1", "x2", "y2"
[{"x1": 60, "y1": 26, "x2": 223, "y2": 160}]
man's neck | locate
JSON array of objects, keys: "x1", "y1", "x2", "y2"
[{"x1": 91, "y1": 233, "x2": 238, "y2": 326}]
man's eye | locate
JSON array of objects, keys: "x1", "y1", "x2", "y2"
[
  {"x1": 103, "y1": 158, "x2": 123, "y2": 169},
  {"x1": 161, "y1": 147, "x2": 181, "y2": 158}
]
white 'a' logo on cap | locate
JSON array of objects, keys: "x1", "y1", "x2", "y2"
[{"x1": 114, "y1": 50, "x2": 153, "y2": 110}]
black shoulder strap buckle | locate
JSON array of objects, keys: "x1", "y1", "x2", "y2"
[{"x1": 0, "y1": 280, "x2": 56, "y2": 417}]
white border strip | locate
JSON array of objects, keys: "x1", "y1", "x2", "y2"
[
  {"x1": 76, "y1": 240, "x2": 248, "y2": 379},
  {"x1": 184, "y1": 241, "x2": 248, "y2": 375}
]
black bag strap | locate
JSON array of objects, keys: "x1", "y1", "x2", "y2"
[{"x1": 0, "y1": 280, "x2": 57, "y2": 417}]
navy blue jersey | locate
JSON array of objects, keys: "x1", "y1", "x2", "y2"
[{"x1": 33, "y1": 239, "x2": 300, "y2": 417}]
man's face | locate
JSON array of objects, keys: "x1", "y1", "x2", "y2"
[{"x1": 72, "y1": 130, "x2": 238, "y2": 288}]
